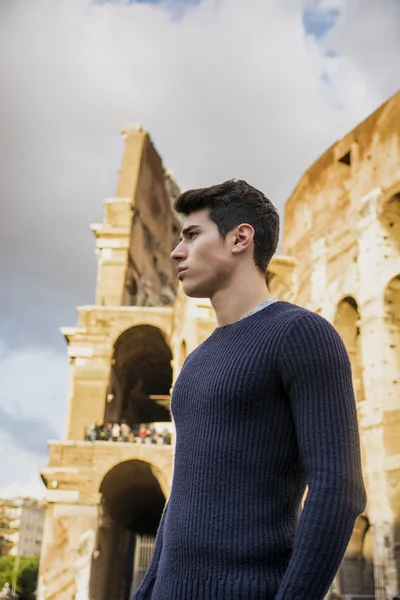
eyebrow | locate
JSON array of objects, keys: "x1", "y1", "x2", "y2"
[{"x1": 180, "y1": 225, "x2": 201, "y2": 240}]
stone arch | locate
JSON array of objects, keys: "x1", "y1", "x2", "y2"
[
  {"x1": 126, "y1": 275, "x2": 138, "y2": 306},
  {"x1": 378, "y1": 185, "x2": 400, "y2": 252},
  {"x1": 122, "y1": 256, "x2": 140, "y2": 307},
  {"x1": 339, "y1": 515, "x2": 375, "y2": 595},
  {"x1": 347, "y1": 515, "x2": 370, "y2": 558},
  {"x1": 334, "y1": 300, "x2": 377, "y2": 595},
  {"x1": 104, "y1": 324, "x2": 173, "y2": 430},
  {"x1": 383, "y1": 276, "x2": 400, "y2": 594},
  {"x1": 92, "y1": 448, "x2": 173, "y2": 501},
  {"x1": 334, "y1": 296, "x2": 364, "y2": 403},
  {"x1": 108, "y1": 310, "x2": 173, "y2": 347},
  {"x1": 89, "y1": 459, "x2": 166, "y2": 600},
  {"x1": 265, "y1": 271, "x2": 291, "y2": 300},
  {"x1": 178, "y1": 340, "x2": 187, "y2": 370},
  {"x1": 384, "y1": 274, "x2": 400, "y2": 321},
  {"x1": 266, "y1": 257, "x2": 296, "y2": 301},
  {"x1": 99, "y1": 460, "x2": 165, "y2": 534},
  {"x1": 383, "y1": 274, "x2": 400, "y2": 410}
]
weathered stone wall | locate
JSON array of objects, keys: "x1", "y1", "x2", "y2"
[
  {"x1": 126, "y1": 134, "x2": 181, "y2": 308},
  {"x1": 92, "y1": 198, "x2": 132, "y2": 307},
  {"x1": 38, "y1": 502, "x2": 97, "y2": 600},
  {"x1": 284, "y1": 91, "x2": 400, "y2": 598},
  {"x1": 62, "y1": 306, "x2": 174, "y2": 441},
  {"x1": 38, "y1": 442, "x2": 174, "y2": 600},
  {"x1": 42, "y1": 441, "x2": 174, "y2": 504}
]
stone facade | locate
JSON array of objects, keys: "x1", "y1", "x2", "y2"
[
  {"x1": 282, "y1": 92, "x2": 400, "y2": 599},
  {"x1": 0, "y1": 498, "x2": 44, "y2": 558},
  {"x1": 38, "y1": 93, "x2": 400, "y2": 599}
]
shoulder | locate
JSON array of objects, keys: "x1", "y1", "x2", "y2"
[
  {"x1": 273, "y1": 301, "x2": 338, "y2": 335},
  {"x1": 244, "y1": 301, "x2": 340, "y2": 350},
  {"x1": 275, "y1": 303, "x2": 349, "y2": 367}
]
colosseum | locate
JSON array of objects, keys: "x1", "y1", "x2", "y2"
[{"x1": 37, "y1": 91, "x2": 400, "y2": 600}]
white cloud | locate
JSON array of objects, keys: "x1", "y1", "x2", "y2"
[
  {"x1": 0, "y1": 271, "x2": 69, "y2": 498},
  {"x1": 316, "y1": 0, "x2": 345, "y2": 10},
  {"x1": 322, "y1": 0, "x2": 400, "y2": 100},
  {"x1": 0, "y1": 344, "x2": 67, "y2": 434},
  {"x1": 0, "y1": 442, "x2": 47, "y2": 500},
  {"x1": 0, "y1": 0, "x2": 399, "y2": 491},
  {"x1": 0, "y1": 474, "x2": 46, "y2": 501},
  {"x1": 0, "y1": 344, "x2": 67, "y2": 494}
]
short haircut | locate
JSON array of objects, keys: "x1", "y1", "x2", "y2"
[{"x1": 174, "y1": 179, "x2": 280, "y2": 272}]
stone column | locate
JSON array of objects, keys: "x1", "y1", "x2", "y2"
[
  {"x1": 63, "y1": 348, "x2": 110, "y2": 441},
  {"x1": 37, "y1": 496, "x2": 98, "y2": 600},
  {"x1": 91, "y1": 199, "x2": 132, "y2": 308},
  {"x1": 310, "y1": 237, "x2": 331, "y2": 317}
]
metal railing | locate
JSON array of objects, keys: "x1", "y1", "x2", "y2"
[{"x1": 342, "y1": 596, "x2": 377, "y2": 599}]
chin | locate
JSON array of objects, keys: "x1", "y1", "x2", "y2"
[{"x1": 181, "y1": 281, "x2": 210, "y2": 299}]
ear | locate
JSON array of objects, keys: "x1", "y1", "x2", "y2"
[{"x1": 231, "y1": 223, "x2": 254, "y2": 255}]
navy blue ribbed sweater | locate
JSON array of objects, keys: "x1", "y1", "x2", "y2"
[{"x1": 133, "y1": 301, "x2": 366, "y2": 600}]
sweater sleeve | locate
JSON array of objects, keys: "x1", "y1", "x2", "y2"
[
  {"x1": 275, "y1": 311, "x2": 367, "y2": 600},
  {"x1": 132, "y1": 502, "x2": 168, "y2": 599}
]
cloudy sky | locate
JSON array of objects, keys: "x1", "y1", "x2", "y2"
[{"x1": 0, "y1": 0, "x2": 399, "y2": 498}]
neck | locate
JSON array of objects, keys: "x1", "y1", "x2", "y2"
[{"x1": 210, "y1": 267, "x2": 272, "y2": 327}]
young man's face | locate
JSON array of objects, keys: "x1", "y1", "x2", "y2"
[{"x1": 170, "y1": 209, "x2": 234, "y2": 298}]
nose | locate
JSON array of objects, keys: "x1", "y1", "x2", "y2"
[{"x1": 171, "y1": 240, "x2": 187, "y2": 262}]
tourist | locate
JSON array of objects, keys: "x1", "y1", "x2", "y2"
[
  {"x1": 104, "y1": 422, "x2": 113, "y2": 441},
  {"x1": 138, "y1": 424, "x2": 148, "y2": 443},
  {"x1": 161, "y1": 427, "x2": 171, "y2": 445},
  {"x1": 148, "y1": 423, "x2": 158, "y2": 444},
  {"x1": 85, "y1": 422, "x2": 96, "y2": 442},
  {"x1": 0, "y1": 583, "x2": 12, "y2": 599},
  {"x1": 133, "y1": 180, "x2": 366, "y2": 600},
  {"x1": 84, "y1": 421, "x2": 172, "y2": 444},
  {"x1": 94, "y1": 421, "x2": 103, "y2": 439},
  {"x1": 111, "y1": 422, "x2": 120, "y2": 441},
  {"x1": 120, "y1": 422, "x2": 131, "y2": 442}
]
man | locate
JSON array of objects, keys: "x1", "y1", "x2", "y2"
[{"x1": 133, "y1": 180, "x2": 366, "y2": 600}]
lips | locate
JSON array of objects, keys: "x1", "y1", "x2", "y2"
[{"x1": 177, "y1": 268, "x2": 188, "y2": 280}]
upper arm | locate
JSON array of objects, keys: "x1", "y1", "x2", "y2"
[{"x1": 278, "y1": 311, "x2": 359, "y2": 482}]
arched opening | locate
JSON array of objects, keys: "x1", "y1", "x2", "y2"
[
  {"x1": 126, "y1": 276, "x2": 138, "y2": 306},
  {"x1": 265, "y1": 270, "x2": 290, "y2": 300},
  {"x1": 104, "y1": 325, "x2": 173, "y2": 432},
  {"x1": 334, "y1": 298, "x2": 372, "y2": 595},
  {"x1": 122, "y1": 258, "x2": 140, "y2": 307},
  {"x1": 179, "y1": 340, "x2": 187, "y2": 370},
  {"x1": 384, "y1": 274, "x2": 400, "y2": 406},
  {"x1": 334, "y1": 297, "x2": 364, "y2": 403},
  {"x1": 384, "y1": 274, "x2": 400, "y2": 586},
  {"x1": 380, "y1": 191, "x2": 400, "y2": 252},
  {"x1": 89, "y1": 460, "x2": 165, "y2": 600},
  {"x1": 339, "y1": 515, "x2": 375, "y2": 595}
]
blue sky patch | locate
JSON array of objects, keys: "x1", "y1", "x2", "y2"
[
  {"x1": 325, "y1": 48, "x2": 339, "y2": 58},
  {"x1": 94, "y1": 0, "x2": 203, "y2": 19},
  {"x1": 302, "y1": 8, "x2": 340, "y2": 38},
  {"x1": 95, "y1": 0, "x2": 203, "y2": 5},
  {"x1": 320, "y1": 70, "x2": 331, "y2": 86}
]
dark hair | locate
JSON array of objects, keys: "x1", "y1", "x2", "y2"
[{"x1": 174, "y1": 179, "x2": 279, "y2": 272}]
